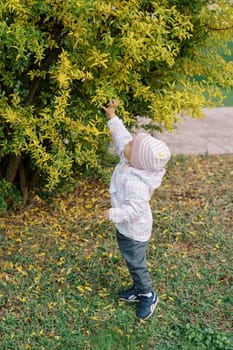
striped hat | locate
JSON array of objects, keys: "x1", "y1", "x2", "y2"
[{"x1": 131, "y1": 133, "x2": 171, "y2": 171}]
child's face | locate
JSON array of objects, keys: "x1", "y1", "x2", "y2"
[{"x1": 124, "y1": 140, "x2": 132, "y2": 163}]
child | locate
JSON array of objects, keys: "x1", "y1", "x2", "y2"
[{"x1": 102, "y1": 99, "x2": 171, "y2": 320}]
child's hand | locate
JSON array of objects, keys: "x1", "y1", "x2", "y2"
[
  {"x1": 103, "y1": 209, "x2": 110, "y2": 220},
  {"x1": 102, "y1": 99, "x2": 120, "y2": 119}
]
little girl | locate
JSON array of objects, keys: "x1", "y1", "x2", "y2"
[{"x1": 102, "y1": 100, "x2": 171, "y2": 320}]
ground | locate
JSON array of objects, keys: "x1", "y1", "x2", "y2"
[{"x1": 0, "y1": 155, "x2": 232, "y2": 350}]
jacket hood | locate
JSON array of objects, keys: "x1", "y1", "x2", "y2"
[{"x1": 130, "y1": 167, "x2": 166, "y2": 191}]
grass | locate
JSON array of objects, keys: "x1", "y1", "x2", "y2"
[{"x1": 0, "y1": 155, "x2": 233, "y2": 350}]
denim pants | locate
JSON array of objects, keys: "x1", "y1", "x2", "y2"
[{"x1": 116, "y1": 230, "x2": 152, "y2": 294}]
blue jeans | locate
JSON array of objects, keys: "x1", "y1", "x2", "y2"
[{"x1": 116, "y1": 230, "x2": 152, "y2": 294}]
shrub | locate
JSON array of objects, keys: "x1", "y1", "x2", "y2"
[
  {"x1": 0, "y1": 179, "x2": 22, "y2": 212},
  {"x1": 0, "y1": 0, "x2": 232, "y2": 202}
]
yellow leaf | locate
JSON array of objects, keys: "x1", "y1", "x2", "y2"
[{"x1": 76, "y1": 285, "x2": 85, "y2": 293}]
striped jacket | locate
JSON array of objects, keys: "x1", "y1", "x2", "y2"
[{"x1": 108, "y1": 116, "x2": 166, "y2": 242}]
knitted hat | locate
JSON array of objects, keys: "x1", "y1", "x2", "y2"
[{"x1": 131, "y1": 133, "x2": 171, "y2": 171}]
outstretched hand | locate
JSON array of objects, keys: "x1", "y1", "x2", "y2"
[{"x1": 102, "y1": 99, "x2": 120, "y2": 119}]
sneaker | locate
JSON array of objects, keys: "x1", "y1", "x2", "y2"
[
  {"x1": 136, "y1": 291, "x2": 158, "y2": 320},
  {"x1": 118, "y1": 286, "x2": 140, "y2": 302}
]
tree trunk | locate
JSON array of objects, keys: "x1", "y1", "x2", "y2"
[
  {"x1": 5, "y1": 155, "x2": 29, "y2": 205},
  {"x1": 5, "y1": 155, "x2": 21, "y2": 183},
  {"x1": 19, "y1": 162, "x2": 28, "y2": 206}
]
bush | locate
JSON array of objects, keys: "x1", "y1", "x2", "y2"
[
  {"x1": 0, "y1": 0, "x2": 233, "y2": 200},
  {"x1": 0, "y1": 179, "x2": 22, "y2": 212}
]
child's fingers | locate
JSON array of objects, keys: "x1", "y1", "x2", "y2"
[
  {"x1": 109, "y1": 99, "x2": 119, "y2": 108},
  {"x1": 102, "y1": 99, "x2": 119, "y2": 111}
]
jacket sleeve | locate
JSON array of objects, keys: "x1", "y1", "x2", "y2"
[
  {"x1": 109, "y1": 177, "x2": 150, "y2": 224},
  {"x1": 109, "y1": 200, "x2": 148, "y2": 224},
  {"x1": 107, "y1": 116, "x2": 133, "y2": 161}
]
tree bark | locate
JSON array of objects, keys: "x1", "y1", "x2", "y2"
[
  {"x1": 5, "y1": 155, "x2": 21, "y2": 183},
  {"x1": 19, "y1": 161, "x2": 28, "y2": 206},
  {"x1": 5, "y1": 155, "x2": 29, "y2": 205}
]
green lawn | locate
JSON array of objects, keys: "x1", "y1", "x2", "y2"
[{"x1": 0, "y1": 155, "x2": 233, "y2": 350}]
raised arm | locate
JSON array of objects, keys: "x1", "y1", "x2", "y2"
[{"x1": 102, "y1": 100, "x2": 132, "y2": 160}]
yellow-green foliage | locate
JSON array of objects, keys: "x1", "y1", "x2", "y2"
[{"x1": 0, "y1": 0, "x2": 233, "y2": 189}]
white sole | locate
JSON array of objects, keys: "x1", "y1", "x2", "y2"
[{"x1": 119, "y1": 297, "x2": 140, "y2": 303}]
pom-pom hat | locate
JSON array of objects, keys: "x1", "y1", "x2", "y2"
[{"x1": 131, "y1": 133, "x2": 171, "y2": 171}]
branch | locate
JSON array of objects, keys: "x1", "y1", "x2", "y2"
[
  {"x1": 207, "y1": 25, "x2": 233, "y2": 31},
  {"x1": 26, "y1": 48, "x2": 61, "y2": 106}
]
